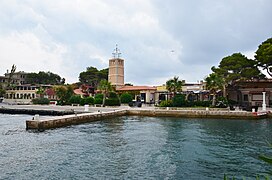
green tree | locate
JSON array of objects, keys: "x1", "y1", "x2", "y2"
[
  {"x1": 26, "y1": 71, "x2": 65, "y2": 85},
  {"x1": 213, "y1": 53, "x2": 265, "y2": 82},
  {"x1": 212, "y1": 53, "x2": 265, "y2": 97},
  {"x1": 205, "y1": 73, "x2": 224, "y2": 106},
  {"x1": 97, "y1": 80, "x2": 112, "y2": 107},
  {"x1": 255, "y1": 37, "x2": 272, "y2": 77},
  {"x1": 166, "y1": 76, "x2": 183, "y2": 96},
  {"x1": 55, "y1": 85, "x2": 74, "y2": 105},
  {"x1": 79, "y1": 66, "x2": 108, "y2": 89}
]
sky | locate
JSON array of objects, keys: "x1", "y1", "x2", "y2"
[{"x1": 0, "y1": 0, "x2": 271, "y2": 85}]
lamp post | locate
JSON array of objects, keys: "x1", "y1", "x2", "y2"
[{"x1": 262, "y1": 92, "x2": 266, "y2": 111}]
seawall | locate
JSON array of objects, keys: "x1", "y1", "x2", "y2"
[
  {"x1": 25, "y1": 109, "x2": 269, "y2": 131},
  {"x1": 127, "y1": 109, "x2": 267, "y2": 119},
  {"x1": 0, "y1": 107, "x2": 75, "y2": 116}
]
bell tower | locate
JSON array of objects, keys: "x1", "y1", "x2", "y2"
[{"x1": 108, "y1": 44, "x2": 124, "y2": 88}]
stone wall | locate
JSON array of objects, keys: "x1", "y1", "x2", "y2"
[{"x1": 127, "y1": 109, "x2": 264, "y2": 119}]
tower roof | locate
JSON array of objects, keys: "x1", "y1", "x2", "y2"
[{"x1": 112, "y1": 44, "x2": 121, "y2": 58}]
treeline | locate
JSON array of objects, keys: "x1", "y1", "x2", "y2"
[
  {"x1": 79, "y1": 66, "x2": 108, "y2": 89},
  {"x1": 204, "y1": 37, "x2": 271, "y2": 106},
  {"x1": 26, "y1": 71, "x2": 65, "y2": 85}
]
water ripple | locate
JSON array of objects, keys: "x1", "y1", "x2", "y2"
[{"x1": 0, "y1": 115, "x2": 271, "y2": 179}]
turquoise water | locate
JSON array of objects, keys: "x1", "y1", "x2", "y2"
[{"x1": 0, "y1": 114, "x2": 271, "y2": 179}]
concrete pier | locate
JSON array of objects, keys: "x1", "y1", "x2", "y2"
[{"x1": 26, "y1": 110, "x2": 127, "y2": 131}]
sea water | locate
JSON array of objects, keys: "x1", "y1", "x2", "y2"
[{"x1": 0, "y1": 114, "x2": 271, "y2": 179}]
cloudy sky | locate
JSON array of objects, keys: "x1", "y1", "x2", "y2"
[{"x1": 0, "y1": 0, "x2": 271, "y2": 85}]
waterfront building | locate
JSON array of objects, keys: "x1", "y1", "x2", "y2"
[
  {"x1": 116, "y1": 81, "x2": 207, "y2": 105},
  {"x1": 108, "y1": 45, "x2": 124, "y2": 89},
  {"x1": 155, "y1": 85, "x2": 171, "y2": 104},
  {"x1": 182, "y1": 80, "x2": 208, "y2": 101},
  {"x1": 227, "y1": 79, "x2": 272, "y2": 108},
  {"x1": 0, "y1": 75, "x2": 20, "y2": 88},
  {"x1": 0, "y1": 76, "x2": 8, "y2": 83},
  {"x1": 117, "y1": 86, "x2": 157, "y2": 104},
  {"x1": 4, "y1": 84, "x2": 54, "y2": 104},
  {"x1": 4, "y1": 85, "x2": 38, "y2": 104},
  {"x1": 4, "y1": 71, "x2": 29, "y2": 85},
  {"x1": 155, "y1": 81, "x2": 207, "y2": 104},
  {"x1": 73, "y1": 85, "x2": 94, "y2": 98}
]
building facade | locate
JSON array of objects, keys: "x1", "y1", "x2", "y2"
[
  {"x1": 4, "y1": 71, "x2": 29, "y2": 85},
  {"x1": 116, "y1": 85, "x2": 157, "y2": 104},
  {"x1": 227, "y1": 80, "x2": 272, "y2": 108}
]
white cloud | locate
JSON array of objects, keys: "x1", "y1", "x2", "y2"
[
  {"x1": 0, "y1": 0, "x2": 271, "y2": 85},
  {"x1": 0, "y1": 29, "x2": 67, "y2": 80}
]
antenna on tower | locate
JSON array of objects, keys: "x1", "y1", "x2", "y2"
[{"x1": 112, "y1": 44, "x2": 121, "y2": 58}]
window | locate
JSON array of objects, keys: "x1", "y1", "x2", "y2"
[{"x1": 243, "y1": 94, "x2": 248, "y2": 101}]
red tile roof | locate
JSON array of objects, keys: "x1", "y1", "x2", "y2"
[
  {"x1": 74, "y1": 89, "x2": 87, "y2": 95},
  {"x1": 117, "y1": 86, "x2": 157, "y2": 91}
]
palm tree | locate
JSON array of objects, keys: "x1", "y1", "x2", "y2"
[
  {"x1": 205, "y1": 73, "x2": 224, "y2": 106},
  {"x1": 98, "y1": 80, "x2": 112, "y2": 107},
  {"x1": 166, "y1": 76, "x2": 183, "y2": 96}
]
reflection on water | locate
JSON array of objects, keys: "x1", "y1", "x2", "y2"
[{"x1": 0, "y1": 114, "x2": 271, "y2": 179}]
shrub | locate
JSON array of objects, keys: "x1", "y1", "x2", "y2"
[
  {"x1": 95, "y1": 93, "x2": 104, "y2": 99},
  {"x1": 99, "y1": 92, "x2": 120, "y2": 106},
  {"x1": 80, "y1": 98, "x2": 86, "y2": 106},
  {"x1": 193, "y1": 101, "x2": 211, "y2": 107},
  {"x1": 69, "y1": 95, "x2": 82, "y2": 104},
  {"x1": 94, "y1": 98, "x2": 103, "y2": 104},
  {"x1": 105, "y1": 98, "x2": 121, "y2": 106},
  {"x1": 108, "y1": 92, "x2": 118, "y2": 98},
  {"x1": 120, "y1": 93, "x2": 133, "y2": 103},
  {"x1": 32, "y1": 98, "x2": 50, "y2": 105},
  {"x1": 172, "y1": 94, "x2": 186, "y2": 107},
  {"x1": 159, "y1": 100, "x2": 173, "y2": 107},
  {"x1": 94, "y1": 93, "x2": 104, "y2": 105},
  {"x1": 84, "y1": 96, "x2": 94, "y2": 105}
]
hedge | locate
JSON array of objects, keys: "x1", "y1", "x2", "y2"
[
  {"x1": 120, "y1": 93, "x2": 133, "y2": 103},
  {"x1": 32, "y1": 98, "x2": 50, "y2": 105}
]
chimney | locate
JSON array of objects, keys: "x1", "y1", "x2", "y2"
[{"x1": 7, "y1": 69, "x2": 9, "y2": 74}]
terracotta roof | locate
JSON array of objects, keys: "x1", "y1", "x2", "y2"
[
  {"x1": 117, "y1": 86, "x2": 157, "y2": 91},
  {"x1": 74, "y1": 89, "x2": 87, "y2": 95}
]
